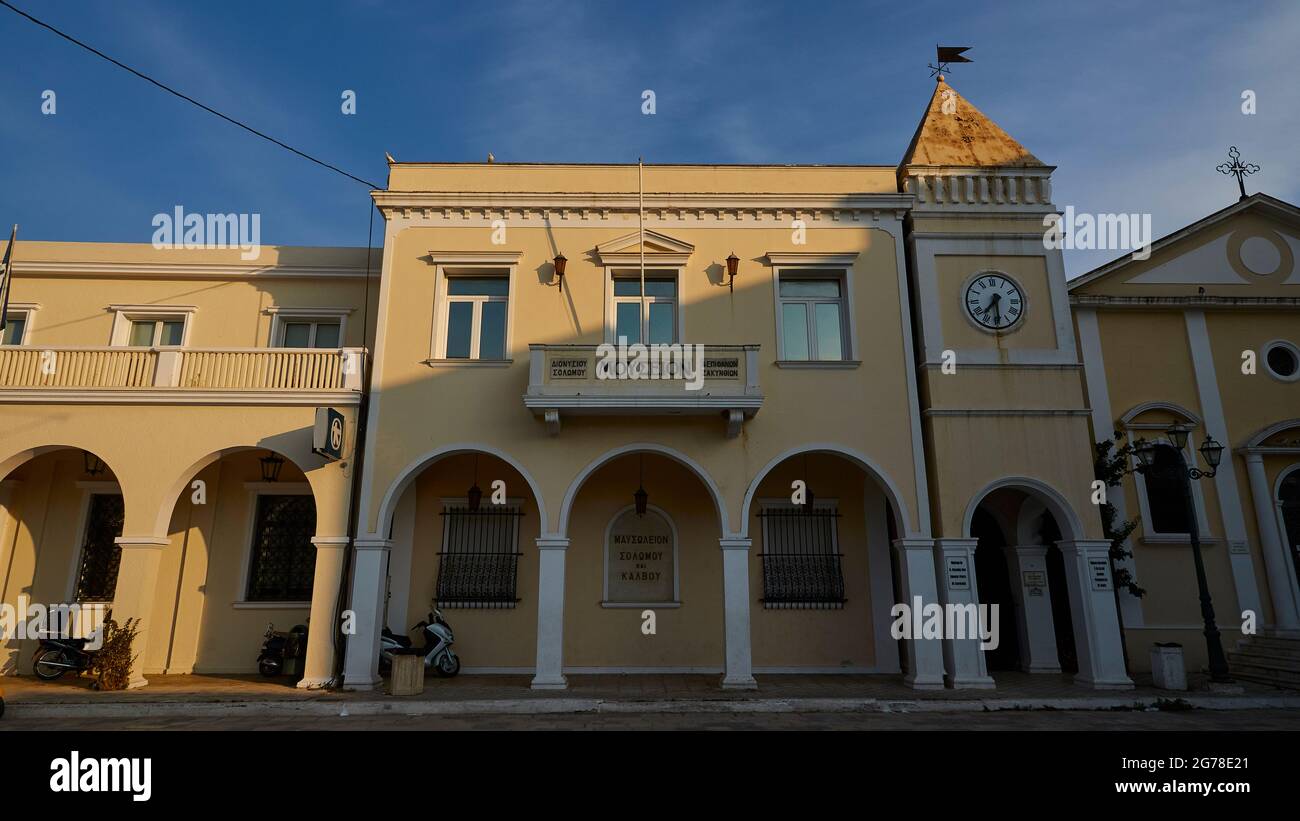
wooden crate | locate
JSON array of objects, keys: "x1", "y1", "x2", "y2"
[{"x1": 389, "y1": 654, "x2": 425, "y2": 696}]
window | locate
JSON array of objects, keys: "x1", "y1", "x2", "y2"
[
  {"x1": 611, "y1": 270, "x2": 677, "y2": 344},
  {"x1": 1142, "y1": 444, "x2": 1192, "y2": 534},
  {"x1": 75, "y1": 493, "x2": 124, "y2": 602},
  {"x1": 280, "y1": 320, "x2": 341, "y2": 348},
  {"x1": 757, "y1": 502, "x2": 845, "y2": 609},
  {"x1": 2, "y1": 313, "x2": 27, "y2": 345},
  {"x1": 778, "y1": 272, "x2": 847, "y2": 361},
  {"x1": 128, "y1": 318, "x2": 185, "y2": 347},
  {"x1": 1264, "y1": 340, "x2": 1300, "y2": 382},
  {"x1": 435, "y1": 502, "x2": 523, "y2": 608},
  {"x1": 245, "y1": 494, "x2": 317, "y2": 602},
  {"x1": 443, "y1": 277, "x2": 509, "y2": 359}
]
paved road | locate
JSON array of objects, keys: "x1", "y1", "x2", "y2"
[{"x1": 5, "y1": 708, "x2": 1300, "y2": 731}]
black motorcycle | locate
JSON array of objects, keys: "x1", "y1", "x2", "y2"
[
  {"x1": 257, "y1": 622, "x2": 308, "y2": 678},
  {"x1": 32, "y1": 636, "x2": 96, "y2": 681}
]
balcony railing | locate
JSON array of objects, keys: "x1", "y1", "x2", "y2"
[
  {"x1": 525, "y1": 343, "x2": 762, "y2": 437},
  {"x1": 0, "y1": 347, "x2": 366, "y2": 399}
]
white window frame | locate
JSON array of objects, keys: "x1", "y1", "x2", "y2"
[
  {"x1": 601, "y1": 503, "x2": 681, "y2": 608},
  {"x1": 267, "y1": 306, "x2": 352, "y2": 348},
  {"x1": 66, "y1": 481, "x2": 124, "y2": 604},
  {"x1": 769, "y1": 257, "x2": 859, "y2": 364},
  {"x1": 1263, "y1": 339, "x2": 1300, "y2": 383},
  {"x1": 604, "y1": 267, "x2": 684, "y2": 344},
  {"x1": 109, "y1": 304, "x2": 196, "y2": 347},
  {"x1": 1, "y1": 302, "x2": 39, "y2": 346},
  {"x1": 1127, "y1": 437, "x2": 1215, "y2": 544},
  {"x1": 428, "y1": 256, "x2": 518, "y2": 364},
  {"x1": 234, "y1": 482, "x2": 314, "y2": 608}
]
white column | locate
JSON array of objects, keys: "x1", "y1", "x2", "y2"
[
  {"x1": 1003, "y1": 545, "x2": 1061, "y2": 673},
  {"x1": 298, "y1": 536, "x2": 349, "y2": 689},
  {"x1": 1244, "y1": 453, "x2": 1300, "y2": 630},
  {"x1": 892, "y1": 538, "x2": 945, "y2": 689},
  {"x1": 342, "y1": 538, "x2": 390, "y2": 691},
  {"x1": 934, "y1": 538, "x2": 995, "y2": 689},
  {"x1": 1058, "y1": 539, "x2": 1133, "y2": 688},
  {"x1": 531, "y1": 536, "x2": 569, "y2": 689},
  {"x1": 719, "y1": 537, "x2": 757, "y2": 689}
]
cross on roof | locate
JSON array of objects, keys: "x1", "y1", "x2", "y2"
[{"x1": 1216, "y1": 146, "x2": 1259, "y2": 200}]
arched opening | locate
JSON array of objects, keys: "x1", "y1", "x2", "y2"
[
  {"x1": 155, "y1": 448, "x2": 318, "y2": 679},
  {"x1": 966, "y1": 482, "x2": 1079, "y2": 678},
  {"x1": 1279, "y1": 466, "x2": 1300, "y2": 596},
  {"x1": 380, "y1": 450, "x2": 543, "y2": 674},
  {"x1": 0, "y1": 447, "x2": 121, "y2": 676},
  {"x1": 561, "y1": 449, "x2": 725, "y2": 672},
  {"x1": 744, "y1": 450, "x2": 904, "y2": 674}
]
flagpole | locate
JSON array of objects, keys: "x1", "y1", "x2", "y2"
[
  {"x1": 638, "y1": 158, "x2": 645, "y2": 345},
  {"x1": 0, "y1": 225, "x2": 16, "y2": 335}
]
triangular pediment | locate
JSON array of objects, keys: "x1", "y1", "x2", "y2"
[
  {"x1": 596, "y1": 229, "x2": 695, "y2": 263},
  {"x1": 1069, "y1": 194, "x2": 1300, "y2": 299}
]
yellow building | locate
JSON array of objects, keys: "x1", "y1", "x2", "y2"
[{"x1": 1, "y1": 79, "x2": 1294, "y2": 691}]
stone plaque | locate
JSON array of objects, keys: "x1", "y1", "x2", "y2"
[
  {"x1": 549, "y1": 356, "x2": 589, "y2": 379},
  {"x1": 702, "y1": 356, "x2": 740, "y2": 380},
  {"x1": 1022, "y1": 570, "x2": 1047, "y2": 587},
  {"x1": 945, "y1": 556, "x2": 970, "y2": 591},
  {"x1": 606, "y1": 508, "x2": 675, "y2": 603},
  {"x1": 1089, "y1": 557, "x2": 1112, "y2": 591}
]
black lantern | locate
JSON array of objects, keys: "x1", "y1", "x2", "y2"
[
  {"x1": 1166, "y1": 423, "x2": 1192, "y2": 452},
  {"x1": 726, "y1": 252, "x2": 740, "y2": 291},
  {"x1": 553, "y1": 253, "x2": 567, "y2": 294},
  {"x1": 1199, "y1": 435, "x2": 1225, "y2": 468},
  {"x1": 259, "y1": 451, "x2": 285, "y2": 482},
  {"x1": 467, "y1": 454, "x2": 482, "y2": 512},
  {"x1": 82, "y1": 451, "x2": 105, "y2": 477},
  {"x1": 634, "y1": 454, "x2": 648, "y2": 516}
]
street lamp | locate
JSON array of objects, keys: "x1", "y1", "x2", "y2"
[{"x1": 1130, "y1": 426, "x2": 1231, "y2": 683}]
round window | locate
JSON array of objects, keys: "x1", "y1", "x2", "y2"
[{"x1": 1264, "y1": 341, "x2": 1300, "y2": 381}]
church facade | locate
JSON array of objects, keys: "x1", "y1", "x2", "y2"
[{"x1": 1, "y1": 80, "x2": 1296, "y2": 691}]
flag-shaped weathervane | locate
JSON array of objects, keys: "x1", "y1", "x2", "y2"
[{"x1": 930, "y1": 46, "x2": 972, "y2": 78}]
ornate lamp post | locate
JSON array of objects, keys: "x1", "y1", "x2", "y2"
[{"x1": 1130, "y1": 424, "x2": 1231, "y2": 682}]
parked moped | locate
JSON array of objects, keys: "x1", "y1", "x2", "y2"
[
  {"x1": 379, "y1": 608, "x2": 460, "y2": 677},
  {"x1": 257, "y1": 622, "x2": 308, "y2": 678},
  {"x1": 32, "y1": 635, "x2": 97, "y2": 681}
]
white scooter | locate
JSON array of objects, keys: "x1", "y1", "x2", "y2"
[{"x1": 379, "y1": 607, "x2": 461, "y2": 677}]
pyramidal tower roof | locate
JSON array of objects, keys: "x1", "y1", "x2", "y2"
[{"x1": 901, "y1": 77, "x2": 1044, "y2": 168}]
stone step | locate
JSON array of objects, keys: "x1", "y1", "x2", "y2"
[
  {"x1": 1227, "y1": 651, "x2": 1300, "y2": 674},
  {"x1": 1229, "y1": 667, "x2": 1300, "y2": 690},
  {"x1": 1242, "y1": 636, "x2": 1300, "y2": 653}
]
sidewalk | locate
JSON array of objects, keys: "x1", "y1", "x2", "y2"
[{"x1": 5, "y1": 671, "x2": 1299, "y2": 719}]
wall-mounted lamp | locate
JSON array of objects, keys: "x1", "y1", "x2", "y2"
[
  {"x1": 467, "y1": 454, "x2": 482, "y2": 512},
  {"x1": 726, "y1": 252, "x2": 740, "y2": 292},
  {"x1": 83, "y1": 451, "x2": 105, "y2": 477},
  {"x1": 553, "y1": 253, "x2": 568, "y2": 294},
  {"x1": 259, "y1": 451, "x2": 285, "y2": 483},
  {"x1": 634, "y1": 454, "x2": 648, "y2": 516}
]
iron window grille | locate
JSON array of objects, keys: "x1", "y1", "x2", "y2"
[
  {"x1": 758, "y1": 504, "x2": 846, "y2": 609},
  {"x1": 245, "y1": 494, "x2": 317, "y2": 602},
  {"x1": 75, "y1": 493, "x2": 125, "y2": 602},
  {"x1": 436, "y1": 504, "x2": 524, "y2": 608}
]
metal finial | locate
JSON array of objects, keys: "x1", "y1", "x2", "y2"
[{"x1": 1216, "y1": 146, "x2": 1259, "y2": 200}]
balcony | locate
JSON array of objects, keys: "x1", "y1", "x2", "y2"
[
  {"x1": 0, "y1": 347, "x2": 366, "y2": 404},
  {"x1": 525, "y1": 344, "x2": 762, "y2": 437}
]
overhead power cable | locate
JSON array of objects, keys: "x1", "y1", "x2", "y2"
[{"x1": 0, "y1": 0, "x2": 381, "y2": 189}]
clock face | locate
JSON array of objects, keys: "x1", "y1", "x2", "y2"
[{"x1": 964, "y1": 273, "x2": 1024, "y2": 331}]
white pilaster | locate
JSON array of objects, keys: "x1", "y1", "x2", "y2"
[
  {"x1": 1185, "y1": 309, "x2": 1263, "y2": 620},
  {"x1": 892, "y1": 538, "x2": 946, "y2": 689},
  {"x1": 1058, "y1": 539, "x2": 1134, "y2": 688},
  {"x1": 719, "y1": 537, "x2": 757, "y2": 689},
  {"x1": 1244, "y1": 453, "x2": 1300, "y2": 630},
  {"x1": 934, "y1": 538, "x2": 995, "y2": 689},
  {"x1": 531, "y1": 536, "x2": 569, "y2": 689},
  {"x1": 342, "y1": 538, "x2": 391, "y2": 691},
  {"x1": 1003, "y1": 545, "x2": 1061, "y2": 673}
]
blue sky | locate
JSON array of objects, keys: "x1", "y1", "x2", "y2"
[{"x1": 1, "y1": 0, "x2": 1296, "y2": 276}]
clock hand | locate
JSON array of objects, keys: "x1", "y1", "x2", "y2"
[{"x1": 989, "y1": 292, "x2": 1002, "y2": 325}]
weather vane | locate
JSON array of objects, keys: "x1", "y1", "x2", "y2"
[
  {"x1": 1216, "y1": 146, "x2": 1259, "y2": 200},
  {"x1": 929, "y1": 46, "x2": 972, "y2": 78}
]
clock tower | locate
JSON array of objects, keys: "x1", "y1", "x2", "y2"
[{"x1": 898, "y1": 78, "x2": 1131, "y2": 688}]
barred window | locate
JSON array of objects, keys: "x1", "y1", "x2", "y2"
[
  {"x1": 758, "y1": 502, "x2": 845, "y2": 609},
  {"x1": 1143, "y1": 444, "x2": 1192, "y2": 534},
  {"x1": 75, "y1": 493, "x2": 125, "y2": 602},
  {"x1": 245, "y1": 494, "x2": 317, "y2": 602},
  {"x1": 436, "y1": 503, "x2": 523, "y2": 609}
]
